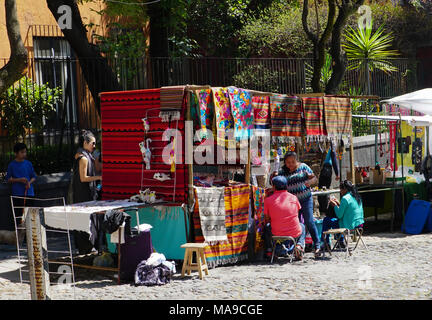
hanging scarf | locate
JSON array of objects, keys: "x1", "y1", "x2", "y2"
[
  {"x1": 228, "y1": 87, "x2": 254, "y2": 140},
  {"x1": 323, "y1": 97, "x2": 352, "y2": 138},
  {"x1": 270, "y1": 94, "x2": 303, "y2": 137},
  {"x1": 302, "y1": 97, "x2": 327, "y2": 137},
  {"x1": 252, "y1": 186, "x2": 266, "y2": 253},
  {"x1": 252, "y1": 96, "x2": 271, "y2": 130}
]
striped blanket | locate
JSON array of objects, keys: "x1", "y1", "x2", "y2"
[
  {"x1": 193, "y1": 184, "x2": 250, "y2": 268},
  {"x1": 252, "y1": 96, "x2": 271, "y2": 129},
  {"x1": 270, "y1": 94, "x2": 303, "y2": 137},
  {"x1": 323, "y1": 97, "x2": 352, "y2": 136},
  {"x1": 302, "y1": 97, "x2": 327, "y2": 136},
  {"x1": 160, "y1": 86, "x2": 186, "y2": 110}
]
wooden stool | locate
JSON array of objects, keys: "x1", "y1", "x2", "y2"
[{"x1": 181, "y1": 243, "x2": 209, "y2": 280}]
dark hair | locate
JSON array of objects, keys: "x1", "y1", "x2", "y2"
[
  {"x1": 79, "y1": 130, "x2": 96, "y2": 148},
  {"x1": 283, "y1": 151, "x2": 297, "y2": 162},
  {"x1": 13, "y1": 143, "x2": 27, "y2": 154},
  {"x1": 340, "y1": 180, "x2": 362, "y2": 205}
]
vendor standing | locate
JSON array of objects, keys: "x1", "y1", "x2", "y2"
[
  {"x1": 71, "y1": 130, "x2": 102, "y2": 254},
  {"x1": 274, "y1": 151, "x2": 321, "y2": 257}
]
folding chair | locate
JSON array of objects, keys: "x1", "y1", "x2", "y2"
[
  {"x1": 270, "y1": 236, "x2": 296, "y2": 264},
  {"x1": 323, "y1": 227, "x2": 368, "y2": 257}
]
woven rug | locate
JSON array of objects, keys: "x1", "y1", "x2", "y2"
[
  {"x1": 252, "y1": 96, "x2": 271, "y2": 129},
  {"x1": 270, "y1": 94, "x2": 303, "y2": 137},
  {"x1": 228, "y1": 87, "x2": 254, "y2": 140},
  {"x1": 193, "y1": 184, "x2": 250, "y2": 268},
  {"x1": 302, "y1": 97, "x2": 327, "y2": 137},
  {"x1": 160, "y1": 86, "x2": 186, "y2": 110},
  {"x1": 323, "y1": 97, "x2": 352, "y2": 137},
  {"x1": 252, "y1": 186, "x2": 266, "y2": 253},
  {"x1": 213, "y1": 87, "x2": 235, "y2": 147},
  {"x1": 194, "y1": 187, "x2": 227, "y2": 244}
]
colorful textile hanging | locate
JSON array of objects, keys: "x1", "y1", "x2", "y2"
[
  {"x1": 323, "y1": 97, "x2": 352, "y2": 137},
  {"x1": 252, "y1": 186, "x2": 266, "y2": 253},
  {"x1": 160, "y1": 86, "x2": 186, "y2": 110},
  {"x1": 228, "y1": 87, "x2": 254, "y2": 140},
  {"x1": 195, "y1": 89, "x2": 214, "y2": 140},
  {"x1": 194, "y1": 187, "x2": 228, "y2": 244},
  {"x1": 193, "y1": 184, "x2": 249, "y2": 268},
  {"x1": 270, "y1": 94, "x2": 303, "y2": 137},
  {"x1": 252, "y1": 96, "x2": 271, "y2": 129},
  {"x1": 213, "y1": 87, "x2": 235, "y2": 147},
  {"x1": 302, "y1": 97, "x2": 327, "y2": 137}
]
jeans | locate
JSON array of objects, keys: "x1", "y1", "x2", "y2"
[
  {"x1": 321, "y1": 217, "x2": 343, "y2": 246},
  {"x1": 299, "y1": 196, "x2": 320, "y2": 250}
]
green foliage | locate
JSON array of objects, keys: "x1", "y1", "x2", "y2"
[
  {"x1": 0, "y1": 77, "x2": 62, "y2": 141},
  {"x1": 305, "y1": 52, "x2": 333, "y2": 92},
  {"x1": 343, "y1": 20, "x2": 399, "y2": 74},
  {"x1": 0, "y1": 144, "x2": 73, "y2": 176},
  {"x1": 238, "y1": 1, "x2": 327, "y2": 58},
  {"x1": 232, "y1": 64, "x2": 284, "y2": 92}
]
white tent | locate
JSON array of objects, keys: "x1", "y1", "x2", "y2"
[{"x1": 381, "y1": 88, "x2": 432, "y2": 115}]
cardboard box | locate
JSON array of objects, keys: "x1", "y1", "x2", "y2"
[
  {"x1": 371, "y1": 168, "x2": 386, "y2": 185},
  {"x1": 347, "y1": 170, "x2": 363, "y2": 184}
]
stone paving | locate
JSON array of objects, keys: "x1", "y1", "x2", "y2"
[{"x1": 0, "y1": 232, "x2": 431, "y2": 300}]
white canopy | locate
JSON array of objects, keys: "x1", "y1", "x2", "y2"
[
  {"x1": 381, "y1": 88, "x2": 432, "y2": 115},
  {"x1": 352, "y1": 114, "x2": 432, "y2": 127}
]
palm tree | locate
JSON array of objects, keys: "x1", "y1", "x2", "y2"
[{"x1": 343, "y1": 20, "x2": 399, "y2": 94}]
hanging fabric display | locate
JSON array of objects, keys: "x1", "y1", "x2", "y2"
[
  {"x1": 270, "y1": 94, "x2": 303, "y2": 140},
  {"x1": 323, "y1": 97, "x2": 352, "y2": 138},
  {"x1": 193, "y1": 185, "x2": 249, "y2": 268},
  {"x1": 195, "y1": 89, "x2": 214, "y2": 140},
  {"x1": 252, "y1": 186, "x2": 266, "y2": 253},
  {"x1": 252, "y1": 96, "x2": 271, "y2": 130},
  {"x1": 160, "y1": 86, "x2": 186, "y2": 110},
  {"x1": 194, "y1": 187, "x2": 228, "y2": 244},
  {"x1": 228, "y1": 87, "x2": 254, "y2": 140},
  {"x1": 213, "y1": 87, "x2": 235, "y2": 147},
  {"x1": 302, "y1": 97, "x2": 327, "y2": 137}
]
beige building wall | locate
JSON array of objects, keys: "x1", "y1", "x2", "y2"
[{"x1": 0, "y1": 0, "x2": 107, "y2": 58}]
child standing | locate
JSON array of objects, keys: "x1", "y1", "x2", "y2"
[{"x1": 6, "y1": 143, "x2": 37, "y2": 225}]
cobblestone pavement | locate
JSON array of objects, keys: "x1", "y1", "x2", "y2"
[{"x1": 1, "y1": 232, "x2": 431, "y2": 300}]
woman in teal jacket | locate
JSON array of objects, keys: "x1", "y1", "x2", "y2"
[{"x1": 321, "y1": 180, "x2": 365, "y2": 247}]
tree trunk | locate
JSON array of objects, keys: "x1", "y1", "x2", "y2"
[
  {"x1": 325, "y1": 0, "x2": 365, "y2": 94},
  {"x1": 0, "y1": 0, "x2": 28, "y2": 95},
  {"x1": 302, "y1": 0, "x2": 336, "y2": 93},
  {"x1": 46, "y1": 0, "x2": 121, "y2": 115}
]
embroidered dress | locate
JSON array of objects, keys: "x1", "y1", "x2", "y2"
[
  {"x1": 228, "y1": 87, "x2": 254, "y2": 140},
  {"x1": 213, "y1": 87, "x2": 234, "y2": 147},
  {"x1": 196, "y1": 89, "x2": 214, "y2": 140},
  {"x1": 278, "y1": 163, "x2": 314, "y2": 202}
]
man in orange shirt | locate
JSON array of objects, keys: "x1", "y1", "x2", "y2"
[{"x1": 264, "y1": 175, "x2": 306, "y2": 260}]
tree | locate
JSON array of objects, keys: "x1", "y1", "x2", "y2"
[
  {"x1": 46, "y1": 0, "x2": 121, "y2": 114},
  {"x1": 302, "y1": 0, "x2": 365, "y2": 93},
  {"x1": 0, "y1": 0, "x2": 28, "y2": 95},
  {"x1": 325, "y1": 0, "x2": 366, "y2": 94},
  {"x1": 302, "y1": 0, "x2": 337, "y2": 93},
  {"x1": 343, "y1": 20, "x2": 399, "y2": 94}
]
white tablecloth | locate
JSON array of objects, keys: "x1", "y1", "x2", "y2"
[{"x1": 43, "y1": 200, "x2": 144, "y2": 233}]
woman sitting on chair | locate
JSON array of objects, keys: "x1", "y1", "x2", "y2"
[{"x1": 322, "y1": 180, "x2": 365, "y2": 248}]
